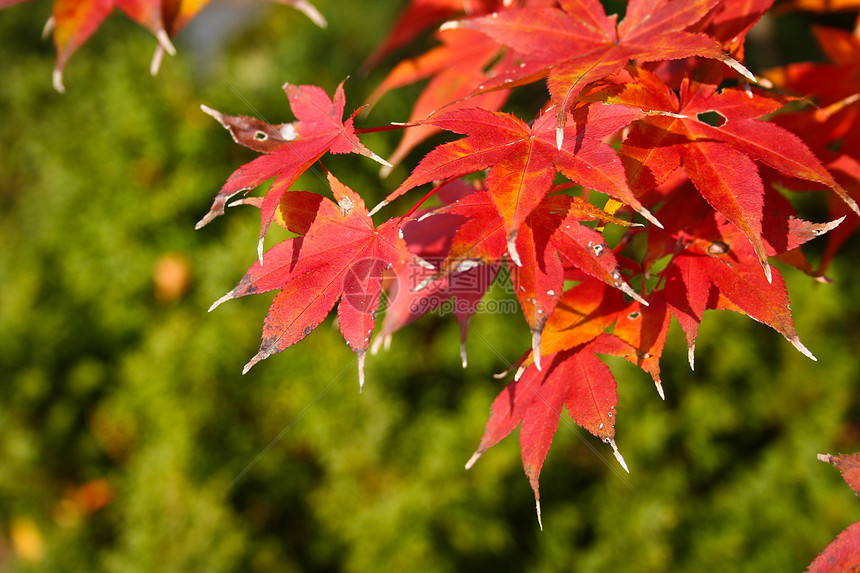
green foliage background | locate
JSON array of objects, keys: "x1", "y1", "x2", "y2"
[{"x1": 1, "y1": 1, "x2": 858, "y2": 571}]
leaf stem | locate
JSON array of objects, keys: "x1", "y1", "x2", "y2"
[
  {"x1": 400, "y1": 178, "x2": 456, "y2": 220},
  {"x1": 354, "y1": 123, "x2": 411, "y2": 135}
]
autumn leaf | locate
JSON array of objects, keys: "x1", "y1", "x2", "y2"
[
  {"x1": 430, "y1": 188, "x2": 507, "y2": 269},
  {"x1": 641, "y1": 0, "x2": 775, "y2": 83},
  {"x1": 660, "y1": 196, "x2": 820, "y2": 367},
  {"x1": 765, "y1": 26, "x2": 860, "y2": 155},
  {"x1": 510, "y1": 210, "x2": 564, "y2": 370},
  {"x1": 518, "y1": 194, "x2": 648, "y2": 367},
  {"x1": 379, "y1": 187, "x2": 509, "y2": 366},
  {"x1": 816, "y1": 157, "x2": 860, "y2": 275},
  {"x1": 633, "y1": 175, "x2": 843, "y2": 367},
  {"x1": 198, "y1": 81, "x2": 389, "y2": 260},
  {"x1": 466, "y1": 342, "x2": 628, "y2": 529},
  {"x1": 818, "y1": 453, "x2": 860, "y2": 494},
  {"x1": 373, "y1": 254, "x2": 501, "y2": 368},
  {"x1": 209, "y1": 173, "x2": 412, "y2": 389},
  {"x1": 761, "y1": 24, "x2": 860, "y2": 274},
  {"x1": 368, "y1": 26, "x2": 510, "y2": 173},
  {"x1": 535, "y1": 279, "x2": 625, "y2": 362},
  {"x1": 590, "y1": 63, "x2": 858, "y2": 281},
  {"x1": 454, "y1": 0, "x2": 753, "y2": 143},
  {"x1": 696, "y1": 0, "x2": 775, "y2": 46},
  {"x1": 361, "y1": 0, "x2": 502, "y2": 71},
  {"x1": 812, "y1": 25, "x2": 860, "y2": 65}
]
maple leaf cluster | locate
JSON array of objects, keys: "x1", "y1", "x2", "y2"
[{"x1": 187, "y1": 0, "x2": 860, "y2": 530}]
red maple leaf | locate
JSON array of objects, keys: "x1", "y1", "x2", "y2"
[
  {"x1": 428, "y1": 187, "x2": 508, "y2": 267},
  {"x1": 209, "y1": 172, "x2": 413, "y2": 389},
  {"x1": 696, "y1": 0, "x2": 775, "y2": 46},
  {"x1": 655, "y1": 189, "x2": 832, "y2": 368},
  {"x1": 466, "y1": 339, "x2": 628, "y2": 529},
  {"x1": 818, "y1": 453, "x2": 860, "y2": 494},
  {"x1": 360, "y1": 0, "x2": 504, "y2": 71},
  {"x1": 461, "y1": 176, "x2": 843, "y2": 522},
  {"x1": 641, "y1": 0, "x2": 775, "y2": 85},
  {"x1": 535, "y1": 279, "x2": 626, "y2": 362},
  {"x1": 764, "y1": 26, "x2": 860, "y2": 170},
  {"x1": 368, "y1": 26, "x2": 510, "y2": 172},
  {"x1": 372, "y1": 186, "x2": 510, "y2": 366},
  {"x1": 373, "y1": 253, "x2": 501, "y2": 369},
  {"x1": 761, "y1": 25, "x2": 860, "y2": 274},
  {"x1": 518, "y1": 194, "x2": 647, "y2": 367},
  {"x1": 587, "y1": 63, "x2": 859, "y2": 282},
  {"x1": 458, "y1": 266, "x2": 675, "y2": 528},
  {"x1": 197, "y1": 81, "x2": 389, "y2": 260},
  {"x1": 454, "y1": 0, "x2": 753, "y2": 141}
]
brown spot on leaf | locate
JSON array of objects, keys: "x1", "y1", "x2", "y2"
[{"x1": 707, "y1": 241, "x2": 729, "y2": 255}]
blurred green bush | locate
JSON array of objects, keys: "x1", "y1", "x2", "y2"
[{"x1": 0, "y1": 2, "x2": 858, "y2": 571}]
